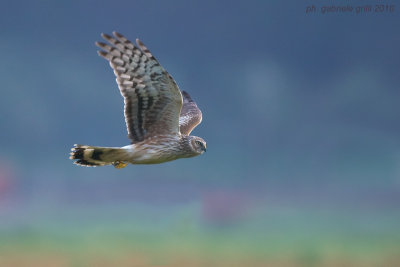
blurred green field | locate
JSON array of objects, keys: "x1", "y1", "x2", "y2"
[
  {"x1": 1, "y1": 229, "x2": 399, "y2": 266},
  {"x1": 1, "y1": 205, "x2": 399, "y2": 267}
]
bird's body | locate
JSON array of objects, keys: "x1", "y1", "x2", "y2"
[{"x1": 70, "y1": 32, "x2": 206, "y2": 168}]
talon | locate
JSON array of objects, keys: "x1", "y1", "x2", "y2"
[{"x1": 113, "y1": 161, "x2": 128, "y2": 169}]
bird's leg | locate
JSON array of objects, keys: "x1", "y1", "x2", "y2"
[{"x1": 113, "y1": 161, "x2": 128, "y2": 169}]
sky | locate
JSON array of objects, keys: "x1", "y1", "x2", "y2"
[{"x1": 0, "y1": 0, "x2": 399, "y2": 266}]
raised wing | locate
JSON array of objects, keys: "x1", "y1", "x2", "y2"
[
  {"x1": 179, "y1": 91, "x2": 202, "y2": 135},
  {"x1": 96, "y1": 32, "x2": 183, "y2": 143}
]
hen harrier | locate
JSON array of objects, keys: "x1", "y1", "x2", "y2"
[{"x1": 70, "y1": 32, "x2": 206, "y2": 168}]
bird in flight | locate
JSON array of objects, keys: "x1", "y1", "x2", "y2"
[{"x1": 70, "y1": 32, "x2": 206, "y2": 168}]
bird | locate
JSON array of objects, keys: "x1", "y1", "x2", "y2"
[{"x1": 69, "y1": 32, "x2": 206, "y2": 168}]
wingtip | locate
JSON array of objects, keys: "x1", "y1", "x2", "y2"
[
  {"x1": 101, "y1": 32, "x2": 112, "y2": 40},
  {"x1": 113, "y1": 31, "x2": 123, "y2": 38},
  {"x1": 95, "y1": 41, "x2": 103, "y2": 48},
  {"x1": 181, "y1": 91, "x2": 193, "y2": 102},
  {"x1": 97, "y1": 50, "x2": 107, "y2": 58}
]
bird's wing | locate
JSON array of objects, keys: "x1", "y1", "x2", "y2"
[
  {"x1": 96, "y1": 32, "x2": 182, "y2": 144},
  {"x1": 179, "y1": 91, "x2": 202, "y2": 135}
]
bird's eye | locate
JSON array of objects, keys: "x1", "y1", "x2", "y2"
[{"x1": 195, "y1": 141, "x2": 202, "y2": 146}]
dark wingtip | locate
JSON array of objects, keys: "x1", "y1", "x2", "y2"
[
  {"x1": 95, "y1": 41, "x2": 106, "y2": 48},
  {"x1": 113, "y1": 31, "x2": 123, "y2": 38},
  {"x1": 181, "y1": 91, "x2": 193, "y2": 102},
  {"x1": 97, "y1": 50, "x2": 108, "y2": 58},
  {"x1": 136, "y1": 38, "x2": 143, "y2": 46}
]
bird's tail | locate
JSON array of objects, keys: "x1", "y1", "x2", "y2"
[{"x1": 69, "y1": 144, "x2": 129, "y2": 168}]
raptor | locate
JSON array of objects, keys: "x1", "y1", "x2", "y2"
[{"x1": 70, "y1": 32, "x2": 206, "y2": 168}]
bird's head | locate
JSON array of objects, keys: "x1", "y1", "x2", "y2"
[{"x1": 189, "y1": 136, "x2": 207, "y2": 155}]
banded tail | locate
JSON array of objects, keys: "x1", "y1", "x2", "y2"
[{"x1": 69, "y1": 144, "x2": 129, "y2": 168}]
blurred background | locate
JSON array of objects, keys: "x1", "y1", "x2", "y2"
[{"x1": 1, "y1": 0, "x2": 399, "y2": 266}]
